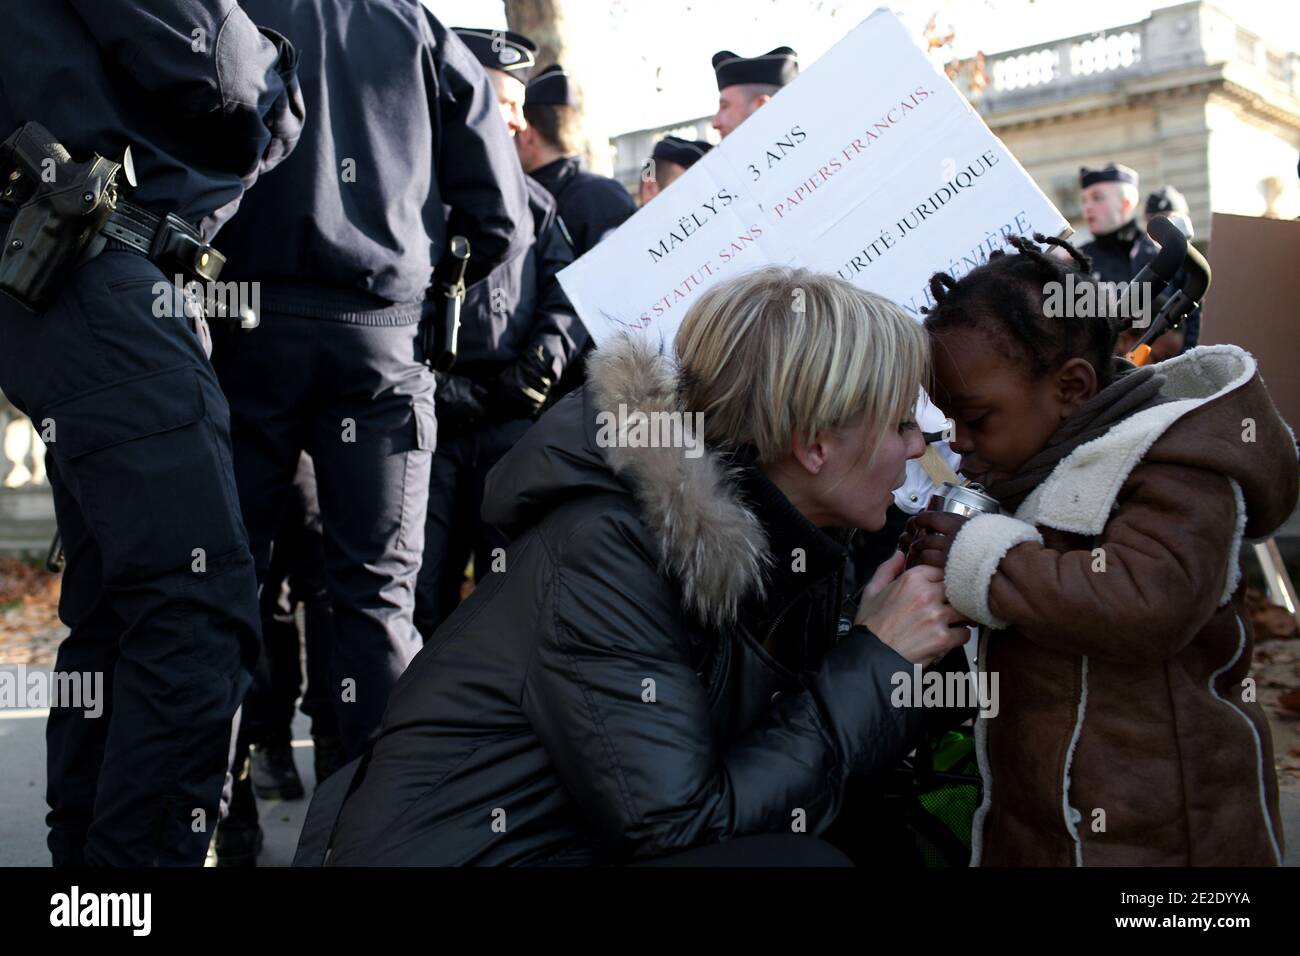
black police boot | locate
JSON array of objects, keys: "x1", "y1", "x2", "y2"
[
  {"x1": 250, "y1": 741, "x2": 305, "y2": 800},
  {"x1": 313, "y1": 733, "x2": 345, "y2": 786},
  {"x1": 214, "y1": 757, "x2": 264, "y2": 867}
]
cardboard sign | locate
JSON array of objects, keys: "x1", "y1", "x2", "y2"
[
  {"x1": 1201, "y1": 213, "x2": 1300, "y2": 430},
  {"x1": 558, "y1": 6, "x2": 1069, "y2": 349}
]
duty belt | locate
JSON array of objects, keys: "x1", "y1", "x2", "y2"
[
  {"x1": 99, "y1": 199, "x2": 226, "y2": 283},
  {"x1": 0, "y1": 121, "x2": 233, "y2": 314}
]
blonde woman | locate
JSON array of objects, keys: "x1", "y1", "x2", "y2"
[{"x1": 298, "y1": 267, "x2": 971, "y2": 866}]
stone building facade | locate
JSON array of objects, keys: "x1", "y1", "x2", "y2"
[{"x1": 610, "y1": 1, "x2": 1300, "y2": 243}]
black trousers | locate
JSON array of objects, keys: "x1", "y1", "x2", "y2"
[
  {"x1": 211, "y1": 313, "x2": 435, "y2": 759},
  {"x1": 0, "y1": 248, "x2": 259, "y2": 866},
  {"x1": 243, "y1": 452, "x2": 337, "y2": 748},
  {"x1": 413, "y1": 416, "x2": 531, "y2": 640}
]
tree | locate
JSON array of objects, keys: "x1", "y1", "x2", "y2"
[{"x1": 505, "y1": 0, "x2": 614, "y2": 174}]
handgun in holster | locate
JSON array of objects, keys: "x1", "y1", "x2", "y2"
[
  {"x1": 0, "y1": 122, "x2": 250, "y2": 328},
  {"x1": 422, "y1": 235, "x2": 471, "y2": 373},
  {"x1": 0, "y1": 122, "x2": 126, "y2": 312}
]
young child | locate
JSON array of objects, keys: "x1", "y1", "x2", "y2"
[{"x1": 908, "y1": 233, "x2": 1298, "y2": 866}]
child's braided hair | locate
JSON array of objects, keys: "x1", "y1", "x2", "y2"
[{"x1": 922, "y1": 233, "x2": 1123, "y2": 388}]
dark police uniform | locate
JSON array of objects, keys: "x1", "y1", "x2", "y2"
[
  {"x1": 1078, "y1": 164, "x2": 1158, "y2": 285},
  {"x1": 523, "y1": 65, "x2": 633, "y2": 402},
  {"x1": 0, "y1": 0, "x2": 302, "y2": 866},
  {"x1": 1079, "y1": 164, "x2": 1201, "y2": 354},
  {"x1": 220, "y1": 452, "x2": 340, "y2": 863},
  {"x1": 414, "y1": 180, "x2": 583, "y2": 639},
  {"x1": 525, "y1": 66, "x2": 636, "y2": 257},
  {"x1": 244, "y1": 453, "x2": 339, "y2": 788},
  {"x1": 414, "y1": 28, "x2": 587, "y2": 637},
  {"x1": 530, "y1": 154, "x2": 635, "y2": 255},
  {"x1": 209, "y1": 0, "x2": 529, "y2": 762},
  {"x1": 1081, "y1": 219, "x2": 1158, "y2": 286}
]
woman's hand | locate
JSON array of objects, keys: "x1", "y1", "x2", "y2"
[
  {"x1": 853, "y1": 551, "x2": 969, "y2": 665},
  {"x1": 898, "y1": 510, "x2": 969, "y2": 571}
]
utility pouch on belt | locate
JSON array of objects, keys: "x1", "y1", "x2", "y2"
[{"x1": 0, "y1": 122, "x2": 124, "y2": 312}]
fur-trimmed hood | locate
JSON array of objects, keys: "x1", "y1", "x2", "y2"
[{"x1": 484, "y1": 335, "x2": 771, "y2": 627}]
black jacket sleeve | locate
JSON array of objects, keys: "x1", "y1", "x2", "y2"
[
  {"x1": 526, "y1": 207, "x2": 587, "y2": 381},
  {"x1": 425, "y1": 13, "x2": 529, "y2": 286},
  {"x1": 68, "y1": 0, "x2": 304, "y2": 185},
  {"x1": 520, "y1": 509, "x2": 924, "y2": 860},
  {"x1": 568, "y1": 177, "x2": 636, "y2": 255}
]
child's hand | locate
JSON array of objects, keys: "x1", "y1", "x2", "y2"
[{"x1": 899, "y1": 511, "x2": 970, "y2": 571}]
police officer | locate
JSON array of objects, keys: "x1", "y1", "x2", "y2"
[
  {"x1": 515, "y1": 64, "x2": 637, "y2": 256},
  {"x1": 208, "y1": 0, "x2": 528, "y2": 776},
  {"x1": 1078, "y1": 163, "x2": 1157, "y2": 285},
  {"x1": 514, "y1": 63, "x2": 633, "y2": 400},
  {"x1": 0, "y1": 0, "x2": 302, "y2": 866},
  {"x1": 413, "y1": 28, "x2": 587, "y2": 639},
  {"x1": 711, "y1": 46, "x2": 799, "y2": 139},
  {"x1": 640, "y1": 135, "x2": 713, "y2": 205}
]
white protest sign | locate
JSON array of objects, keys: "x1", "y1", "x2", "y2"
[
  {"x1": 558, "y1": 6, "x2": 1069, "y2": 348},
  {"x1": 557, "y1": 153, "x2": 797, "y2": 344}
]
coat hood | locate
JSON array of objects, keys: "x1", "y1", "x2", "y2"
[
  {"x1": 483, "y1": 335, "x2": 771, "y2": 627},
  {"x1": 941, "y1": 344, "x2": 1300, "y2": 631},
  {"x1": 1015, "y1": 345, "x2": 1298, "y2": 542}
]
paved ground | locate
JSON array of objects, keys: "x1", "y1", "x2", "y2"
[
  {"x1": 0, "y1": 670, "x2": 314, "y2": 867},
  {"x1": 2, "y1": 663, "x2": 1298, "y2": 867}
]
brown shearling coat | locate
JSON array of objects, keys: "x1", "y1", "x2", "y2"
[{"x1": 944, "y1": 346, "x2": 1298, "y2": 866}]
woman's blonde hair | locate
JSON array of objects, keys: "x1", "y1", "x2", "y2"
[{"x1": 674, "y1": 266, "x2": 929, "y2": 466}]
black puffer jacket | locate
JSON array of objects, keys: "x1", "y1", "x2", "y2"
[{"x1": 305, "y1": 336, "x2": 924, "y2": 865}]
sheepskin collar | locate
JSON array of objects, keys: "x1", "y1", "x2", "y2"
[{"x1": 1016, "y1": 345, "x2": 1296, "y2": 536}]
